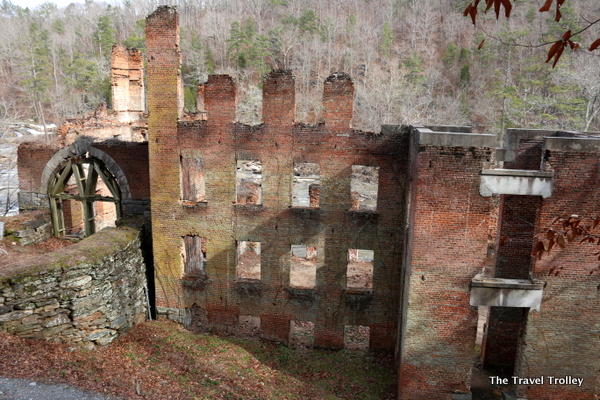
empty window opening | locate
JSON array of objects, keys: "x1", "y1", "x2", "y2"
[
  {"x1": 292, "y1": 163, "x2": 320, "y2": 207},
  {"x1": 347, "y1": 249, "x2": 374, "y2": 289},
  {"x1": 237, "y1": 315, "x2": 261, "y2": 337},
  {"x1": 344, "y1": 325, "x2": 370, "y2": 350},
  {"x1": 236, "y1": 160, "x2": 262, "y2": 205},
  {"x1": 181, "y1": 157, "x2": 205, "y2": 204},
  {"x1": 236, "y1": 241, "x2": 261, "y2": 280},
  {"x1": 475, "y1": 306, "x2": 489, "y2": 350},
  {"x1": 289, "y1": 320, "x2": 315, "y2": 349},
  {"x1": 182, "y1": 235, "x2": 206, "y2": 277},
  {"x1": 349, "y1": 165, "x2": 379, "y2": 211},
  {"x1": 290, "y1": 245, "x2": 317, "y2": 288}
]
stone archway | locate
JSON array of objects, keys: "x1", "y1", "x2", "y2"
[{"x1": 41, "y1": 139, "x2": 131, "y2": 238}]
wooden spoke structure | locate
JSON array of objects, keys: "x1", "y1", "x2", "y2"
[{"x1": 48, "y1": 156, "x2": 122, "y2": 238}]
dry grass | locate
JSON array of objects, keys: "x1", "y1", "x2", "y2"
[{"x1": 0, "y1": 320, "x2": 396, "y2": 400}]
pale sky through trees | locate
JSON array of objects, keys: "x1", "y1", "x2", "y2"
[{"x1": 14, "y1": 0, "x2": 86, "y2": 9}]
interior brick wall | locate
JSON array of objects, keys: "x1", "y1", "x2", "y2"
[
  {"x1": 515, "y1": 146, "x2": 600, "y2": 400},
  {"x1": 399, "y1": 142, "x2": 494, "y2": 399}
]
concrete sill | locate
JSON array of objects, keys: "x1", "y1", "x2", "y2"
[
  {"x1": 471, "y1": 275, "x2": 544, "y2": 290},
  {"x1": 470, "y1": 274, "x2": 544, "y2": 311},
  {"x1": 346, "y1": 209, "x2": 379, "y2": 218},
  {"x1": 285, "y1": 287, "x2": 316, "y2": 302},
  {"x1": 181, "y1": 200, "x2": 208, "y2": 208},
  {"x1": 234, "y1": 280, "x2": 262, "y2": 297},
  {"x1": 480, "y1": 169, "x2": 554, "y2": 198},
  {"x1": 480, "y1": 169, "x2": 554, "y2": 178},
  {"x1": 345, "y1": 288, "x2": 374, "y2": 295}
]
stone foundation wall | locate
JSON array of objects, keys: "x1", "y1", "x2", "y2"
[{"x1": 0, "y1": 225, "x2": 148, "y2": 349}]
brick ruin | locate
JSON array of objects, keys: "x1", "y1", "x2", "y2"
[
  {"x1": 12, "y1": 6, "x2": 600, "y2": 399},
  {"x1": 57, "y1": 44, "x2": 148, "y2": 145}
]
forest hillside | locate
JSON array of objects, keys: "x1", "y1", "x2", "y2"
[{"x1": 0, "y1": 0, "x2": 599, "y2": 136}]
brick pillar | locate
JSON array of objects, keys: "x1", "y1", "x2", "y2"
[
  {"x1": 111, "y1": 44, "x2": 145, "y2": 113},
  {"x1": 204, "y1": 75, "x2": 236, "y2": 124},
  {"x1": 399, "y1": 130, "x2": 494, "y2": 399},
  {"x1": 322, "y1": 73, "x2": 353, "y2": 130},
  {"x1": 146, "y1": 6, "x2": 184, "y2": 309},
  {"x1": 262, "y1": 70, "x2": 295, "y2": 126}
]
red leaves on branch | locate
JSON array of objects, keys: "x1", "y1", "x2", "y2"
[
  {"x1": 545, "y1": 30, "x2": 581, "y2": 68},
  {"x1": 464, "y1": 0, "x2": 513, "y2": 25},
  {"x1": 539, "y1": 0, "x2": 567, "y2": 22},
  {"x1": 533, "y1": 215, "x2": 600, "y2": 274},
  {"x1": 465, "y1": 0, "x2": 600, "y2": 67}
]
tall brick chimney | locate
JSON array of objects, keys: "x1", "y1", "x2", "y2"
[{"x1": 322, "y1": 72, "x2": 354, "y2": 130}]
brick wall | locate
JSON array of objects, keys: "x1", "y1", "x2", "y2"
[
  {"x1": 146, "y1": 9, "x2": 408, "y2": 351},
  {"x1": 399, "y1": 138, "x2": 494, "y2": 399},
  {"x1": 514, "y1": 143, "x2": 600, "y2": 400}
]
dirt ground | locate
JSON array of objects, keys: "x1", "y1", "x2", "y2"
[
  {"x1": 347, "y1": 261, "x2": 373, "y2": 289},
  {"x1": 236, "y1": 248, "x2": 261, "y2": 280},
  {"x1": 290, "y1": 255, "x2": 316, "y2": 288}
]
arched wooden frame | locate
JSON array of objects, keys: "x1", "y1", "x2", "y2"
[{"x1": 48, "y1": 155, "x2": 122, "y2": 238}]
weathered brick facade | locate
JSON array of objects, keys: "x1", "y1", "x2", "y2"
[
  {"x1": 146, "y1": 8, "x2": 407, "y2": 349},
  {"x1": 13, "y1": 7, "x2": 600, "y2": 400}
]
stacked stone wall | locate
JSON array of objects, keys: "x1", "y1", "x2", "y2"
[{"x1": 0, "y1": 225, "x2": 148, "y2": 349}]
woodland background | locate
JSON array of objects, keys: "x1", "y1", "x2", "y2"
[{"x1": 0, "y1": 0, "x2": 599, "y2": 137}]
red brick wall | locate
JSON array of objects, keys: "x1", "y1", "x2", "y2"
[
  {"x1": 400, "y1": 143, "x2": 494, "y2": 399},
  {"x1": 148, "y1": 64, "x2": 408, "y2": 350},
  {"x1": 17, "y1": 142, "x2": 60, "y2": 193},
  {"x1": 96, "y1": 142, "x2": 150, "y2": 199},
  {"x1": 515, "y1": 147, "x2": 600, "y2": 400}
]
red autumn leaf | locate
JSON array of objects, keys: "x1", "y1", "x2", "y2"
[
  {"x1": 547, "y1": 238, "x2": 555, "y2": 252},
  {"x1": 500, "y1": 0, "x2": 512, "y2": 18},
  {"x1": 546, "y1": 229, "x2": 555, "y2": 239},
  {"x1": 562, "y1": 30, "x2": 572, "y2": 40},
  {"x1": 532, "y1": 240, "x2": 546, "y2": 259},
  {"x1": 551, "y1": 43, "x2": 565, "y2": 68},
  {"x1": 478, "y1": 38, "x2": 486, "y2": 50},
  {"x1": 589, "y1": 38, "x2": 600, "y2": 52},
  {"x1": 539, "y1": 0, "x2": 553, "y2": 12},
  {"x1": 484, "y1": 0, "x2": 494, "y2": 13},
  {"x1": 546, "y1": 40, "x2": 563, "y2": 63}
]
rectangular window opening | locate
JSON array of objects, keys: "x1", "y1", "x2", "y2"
[
  {"x1": 236, "y1": 241, "x2": 261, "y2": 280},
  {"x1": 292, "y1": 162, "x2": 320, "y2": 207},
  {"x1": 347, "y1": 249, "x2": 374, "y2": 290},
  {"x1": 181, "y1": 157, "x2": 206, "y2": 204},
  {"x1": 182, "y1": 235, "x2": 206, "y2": 277},
  {"x1": 350, "y1": 165, "x2": 379, "y2": 211},
  {"x1": 236, "y1": 160, "x2": 262, "y2": 205},
  {"x1": 344, "y1": 324, "x2": 370, "y2": 350},
  {"x1": 237, "y1": 315, "x2": 261, "y2": 337},
  {"x1": 290, "y1": 245, "x2": 317, "y2": 288},
  {"x1": 289, "y1": 320, "x2": 315, "y2": 349}
]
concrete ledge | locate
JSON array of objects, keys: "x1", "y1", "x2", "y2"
[
  {"x1": 418, "y1": 130, "x2": 497, "y2": 148},
  {"x1": 480, "y1": 169, "x2": 554, "y2": 198},
  {"x1": 544, "y1": 136, "x2": 600, "y2": 153},
  {"x1": 481, "y1": 169, "x2": 553, "y2": 178},
  {"x1": 470, "y1": 275, "x2": 544, "y2": 311}
]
